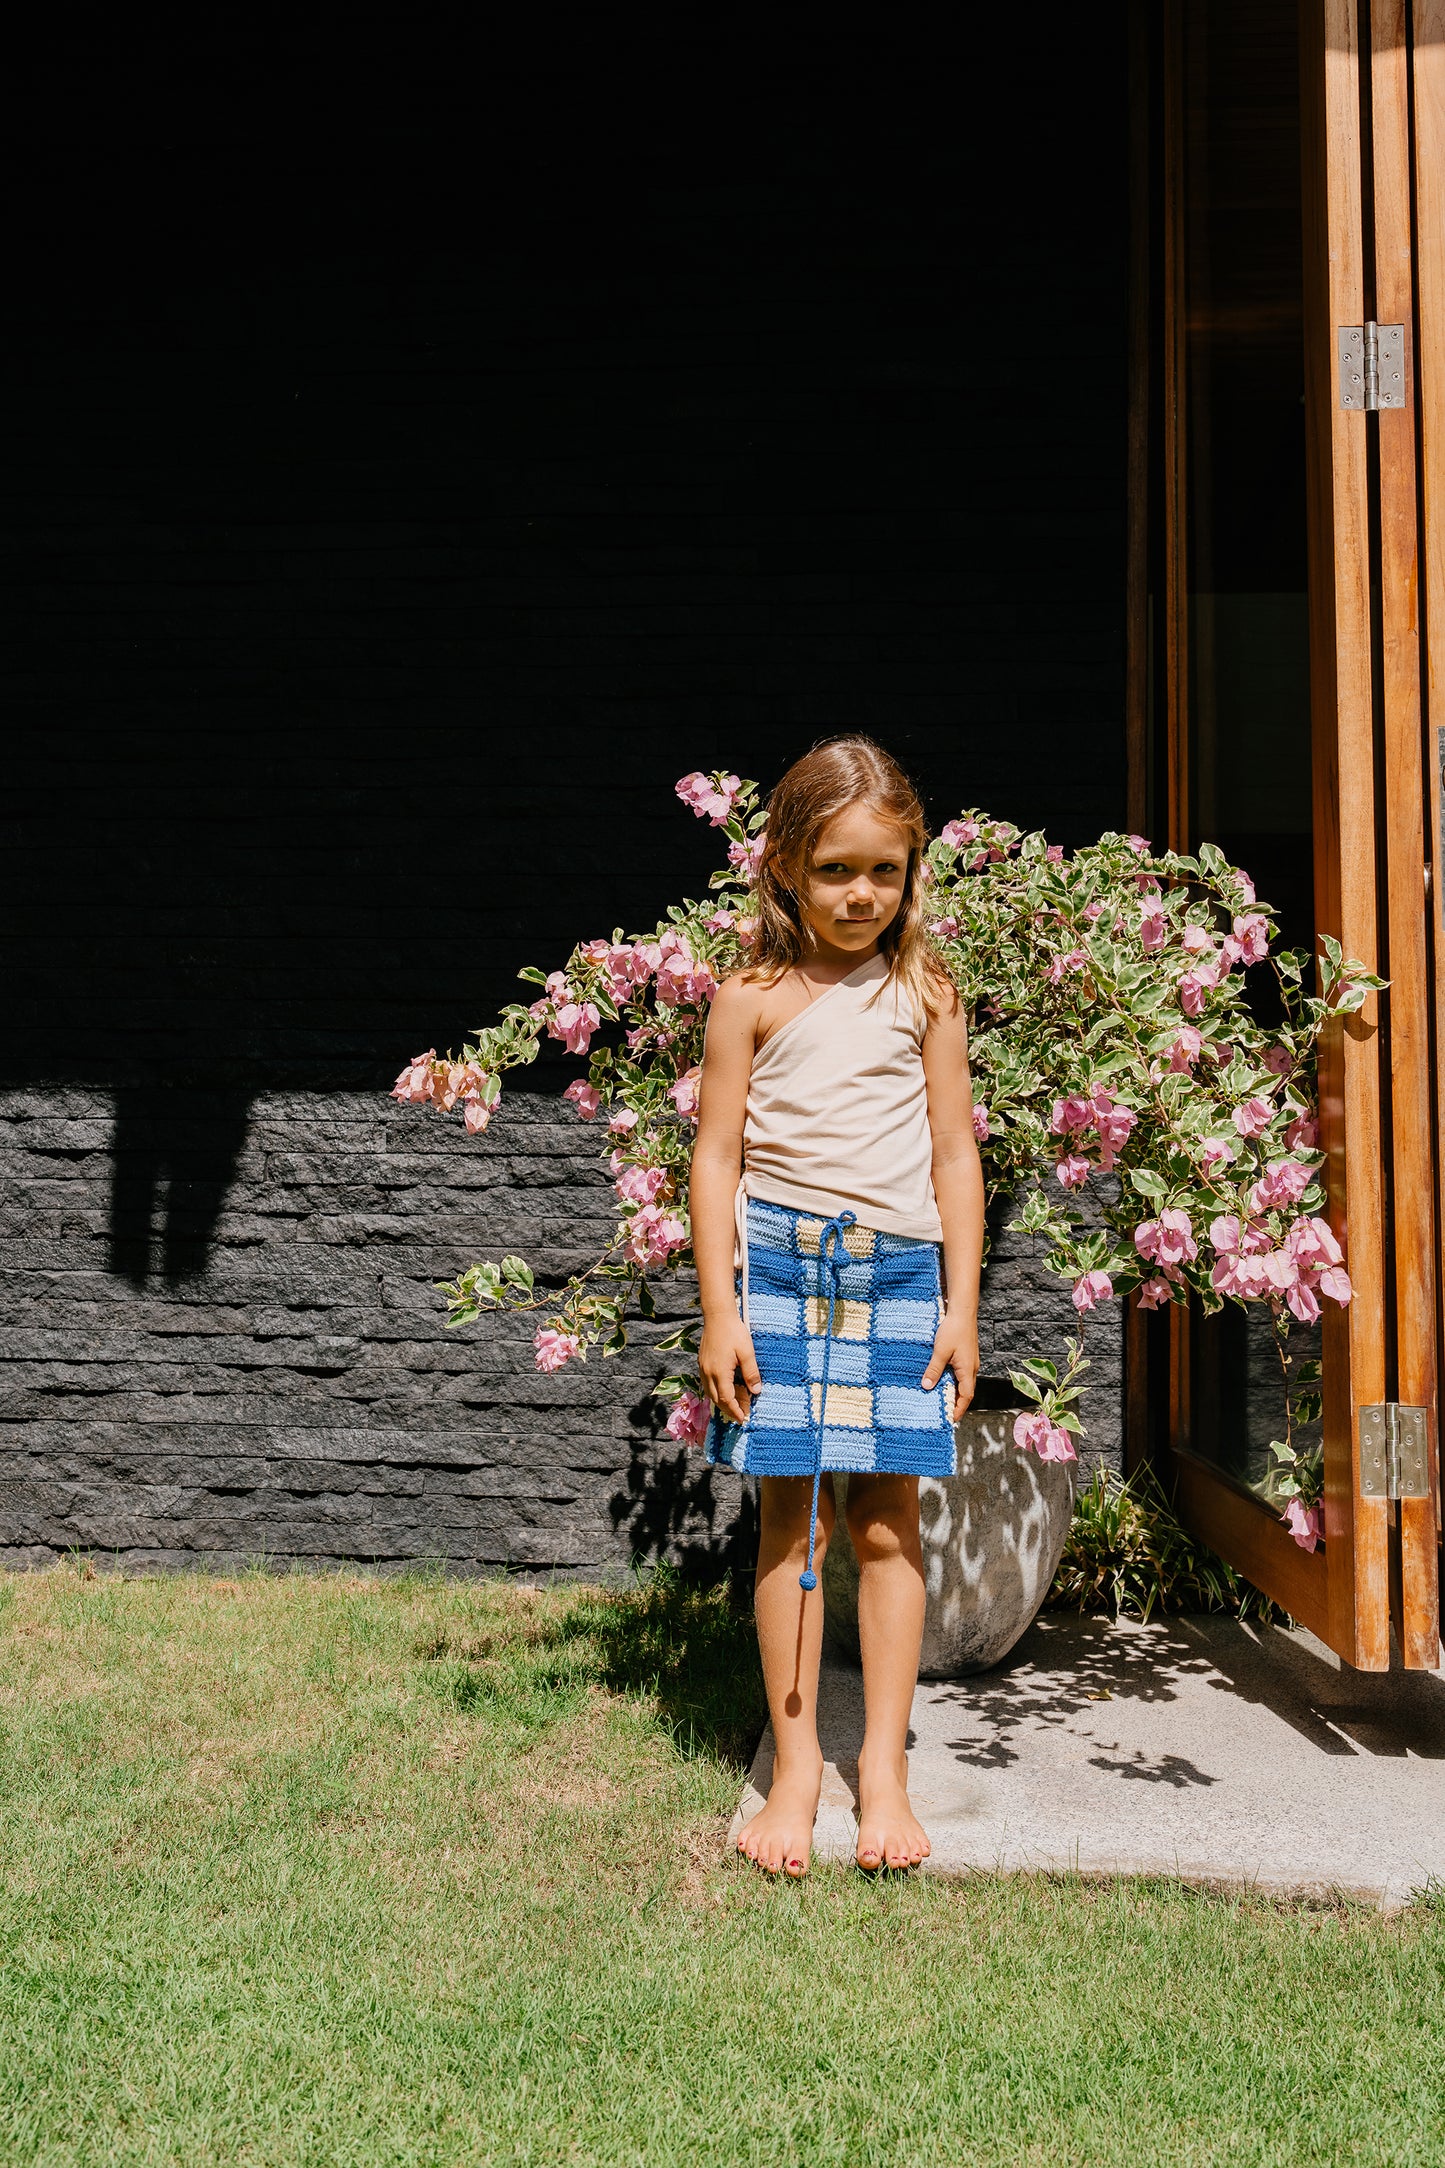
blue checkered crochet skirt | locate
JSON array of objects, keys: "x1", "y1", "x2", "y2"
[{"x1": 705, "y1": 1199, "x2": 958, "y2": 1478}]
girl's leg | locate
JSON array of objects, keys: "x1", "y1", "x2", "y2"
[
  {"x1": 846, "y1": 1472, "x2": 930, "y2": 1870},
  {"x1": 739, "y1": 1474, "x2": 835, "y2": 1877}
]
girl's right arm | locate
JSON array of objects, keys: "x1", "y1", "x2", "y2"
[{"x1": 690, "y1": 975, "x2": 763, "y2": 1424}]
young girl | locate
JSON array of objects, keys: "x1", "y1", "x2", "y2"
[{"x1": 693, "y1": 736, "x2": 985, "y2": 1877}]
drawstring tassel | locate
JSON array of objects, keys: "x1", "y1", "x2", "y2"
[{"x1": 800, "y1": 1210, "x2": 855, "y2": 1592}]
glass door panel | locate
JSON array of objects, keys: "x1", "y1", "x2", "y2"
[{"x1": 1176, "y1": 0, "x2": 1316, "y2": 1504}]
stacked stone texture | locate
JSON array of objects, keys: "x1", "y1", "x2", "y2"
[{"x1": 0, "y1": 1089, "x2": 1120, "y2": 1578}]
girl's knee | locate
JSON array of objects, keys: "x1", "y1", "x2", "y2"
[{"x1": 845, "y1": 1478, "x2": 918, "y2": 1563}]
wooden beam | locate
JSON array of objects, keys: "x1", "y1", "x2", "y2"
[
  {"x1": 1300, "y1": 0, "x2": 1391, "y2": 1667},
  {"x1": 1413, "y1": 0, "x2": 1445, "y2": 1654},
  {"x1": 1168, "y1": 1446, "x2": 1330, "y2": 1641},
  {"x1": 1373, "y1": 0, "x2": 1441, "y2": 1666}
]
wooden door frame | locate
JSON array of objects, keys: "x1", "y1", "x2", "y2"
[{"x1": 1127, "y1": 0, "x2": 1443, "y2": 1665}]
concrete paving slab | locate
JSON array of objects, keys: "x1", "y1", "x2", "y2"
[{"x1": 730, "y1": 1613, "x2": 1445, "y2": 1907}]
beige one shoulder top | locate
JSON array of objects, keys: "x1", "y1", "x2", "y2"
[{"x1": 742, "y1": 952, "x2": 943, "y2": 1243}]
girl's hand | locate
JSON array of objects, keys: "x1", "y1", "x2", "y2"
[
  {"x1": 921, "y1": 1315, "x2": 978, "y2": 1412},
  {"x1": 700, "y1": 1316, "x2": 762, "y2": 1425}
]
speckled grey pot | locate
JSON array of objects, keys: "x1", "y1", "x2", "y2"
[{"x1": 821, "y1": 1409, "x2": 1076, "y2": 1677}]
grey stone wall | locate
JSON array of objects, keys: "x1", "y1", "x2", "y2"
[{"x1": 0, "y1": 1088, "x2": 1120, "y2": 1578}]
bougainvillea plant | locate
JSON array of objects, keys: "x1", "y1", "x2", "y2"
[{"x1": 392, "y1": 771, "x2": 1381, "y2": 1549}]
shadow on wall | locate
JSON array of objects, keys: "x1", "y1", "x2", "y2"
[
  {"x1": 106, "y1": 1087, "x2": 255, "y2": 1285},
  {"x1": 610, "y1": 1401, "x2": 762, "y2": 1581}
]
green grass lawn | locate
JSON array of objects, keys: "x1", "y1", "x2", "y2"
[{"x1": 2, "y1": 1564, "x2": 1442, "y2": 2167}]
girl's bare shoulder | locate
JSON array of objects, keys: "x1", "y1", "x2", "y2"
[
  {"x1": 710, "y1": 968, "x2": 802, "y2": 1052},
  {"x1": 707, "y1": 971, "x2": 768, "y2": 1036}
]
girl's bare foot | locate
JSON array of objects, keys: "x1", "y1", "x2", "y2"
[
  {"x1": 855, "y1": 1751, "x2": 930, "y2": 1871},
  {"x1": 737, "y1": 1755, "x2": 823, "y2": 1878}
]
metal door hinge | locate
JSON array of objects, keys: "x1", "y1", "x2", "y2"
[
  {"x1": 1339, "y1": 323, "x2": 1406, "y2": 410},
  {"x1": 1358, "y1": 1404, "x2": 1430, "y2": 1497}
]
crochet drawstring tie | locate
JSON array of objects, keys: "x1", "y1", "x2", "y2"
[{"x1": 800, "y1": 1210, "x2": 857, "y2": 1592}]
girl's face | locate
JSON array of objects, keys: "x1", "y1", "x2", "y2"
[{"x1": 799, "y1": 803, "x2": 912, "y2": 957}]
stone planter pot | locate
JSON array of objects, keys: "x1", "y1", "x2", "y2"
[{"x1": 821, "y1": 1407, "x2": 1076, "y2": 1678}]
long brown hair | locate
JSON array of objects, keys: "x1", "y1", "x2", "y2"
[{"x1": 745, "y1": 736, "x2": 954, "y2": 1016}]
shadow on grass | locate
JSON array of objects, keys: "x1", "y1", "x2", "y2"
[
  {"x1": 410, "y1": 1566, "x2": 766, "y2": 1772},
  {"x1": 547, "y1": 1567, "x2": 766, "y2": 1771}
]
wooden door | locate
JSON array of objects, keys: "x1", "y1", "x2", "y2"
[{"x1": 1134, "y1": 0, "x2": 1442, "y2": 1667}]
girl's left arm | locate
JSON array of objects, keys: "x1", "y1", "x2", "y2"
[{"x1": 919, "y1": 992, "x2": 985, "y2": 1408}]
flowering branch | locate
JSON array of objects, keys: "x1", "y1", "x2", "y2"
[{"x1": 392, "y1": 773, "x2": 1382, "y2": 1533}]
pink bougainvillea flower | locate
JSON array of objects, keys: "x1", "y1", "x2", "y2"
[
  {"x1": 1084, "y1": 901, "x2": 1106, "y2": 923},
  {"x1": 534, "y1": 1327, "x2": 582, "y2": 1373},
  {"x1": 1232, "y1": 1096, "x2": 1274, "y2": 1138},
  {"x1": 609, "y1": 1107, "x2": 639, "y2": 1134},
  {"x1": 1167, "y1": 1027, "x2": 1203, "y2": 1072},
  {"x1": 1135, "y1": 1208, "x2": 1196, "y2": 1268},
  {"x1": 1091, "y1": 1090, "x2": 1137, "y2": 1170},
  {"x1": 664, "y1": 1389, "x2": 712, "y2": 1448},
  {"x1": 1178, "y1": 970, "x2": 1210, "y2": 1017},
  {"x1": 1211, "y1": 1214, "x2": 1242, "y2": 1256},
  {"x1": 1046, "y1": 844, "x2": 1064, "y2": 864},
  {"x1": 735, "y1": 916, "x2": 758, "y2": 947},
  {"x1": 1318, "y1": 1265, "x2": 1353, "y2": 1305},
  {"x1": 1286, "y1": 1214, "x2": 1342, "y2": 1272},
  {"x1": 1072, "y1": 1270, "x2": 1114, "y2": 1313},
  {"x1": 668, "y1": 1065, "x2": 702, "y2": 1118},
  {"x1": 972, "y1": 1104, "x2": 990, "y2": 1142},
  {"x1": 562, "y1": 1080, "x2": 601, "y2": 1120},
  {"x1": 1125, "y1": 834, "x2": 1150, "y2": 857},
  {"x1": 1139, "y1": 907, "x2": 1169, "y2": 952},
  {"x1": 622, "y1": 1205, "x2": 689, "y2": 1268},
  {"x1": 1137, "y1": 1277, "x2": 1173, "y2": 1311},
  {"x1": 1055, "y1": 1153, "x2": 1091, "y2": 1190},
  {"x1": 391, "y1": 1050, "x2": 439, "y2": 1105},
  {"x1": 1234, "y1": 870, "x2": 1257, "y2": 906},
  {"x1": 675, "y1": 770, "x2": 742, "y2": 826},
  {"x1": 615, "y1": 1163, "x2": 668, "y2": 1206},
  {"x1": 1285, "y1": 1111, "x2": 1318, "y2": 1152},
  {"x1": 1286, "y1": 1278, "x2": 1321, "y2": 1324},
  {"x1": 1013, "y1": 1409, "x2": 1077, "y2": 1462},
  {"x1": 1047, "y1": 948, "x2": 1089, "y2": 985},
  {"x1": 1051, "y1": 1095, "x2": 1093, "y2": 1136},
  {"x1": 705, "y1": 909, "x2": 735, "y2": 933},
  {"x1": 1233, "y1": 913, "x2": 1270, "y2": 964},
  {"x1": 929, "y1": 915, "x2": 961, "y2": 940},
  {"x1": 1249, "y1": 1158, "x2": 1312, "y2": 1214},
  {"x1": 1283, "y1": 1496, "x2": 1322, "y2": 1552},
  {"x1": 1180, "y1": 925, "x2": 1215, "y2": 956},
  {"x1": 1199, "y1": 1137, "x2": 1237, "y2": 1172},
  {"x1": 727, "y1": 831, "x2": 767, "y2": 879},
  {"x1": 462, "y1": 1099, "x2": 492, "y2": 1135},
  {"x1": 940, "y1": 818, "x2": 981, "y2": 849},
  {"x1": 1260, "y1": 1045, "x2": 1292, "y2": 1078},
  {"x1": 552, "y1": 1002, "x2": 601, "y2": 1056},
  {"x1": 607, "y1": 943, "x2": 654, "y2": 995}
]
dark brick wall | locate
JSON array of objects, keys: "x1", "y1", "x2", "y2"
[
  {"x1": 0, "y1": 1090, "x2": 1119, "y2": 1575},
  {"x1": 1, "y1": 27, "x2": 1128, "y2": 1573}
]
